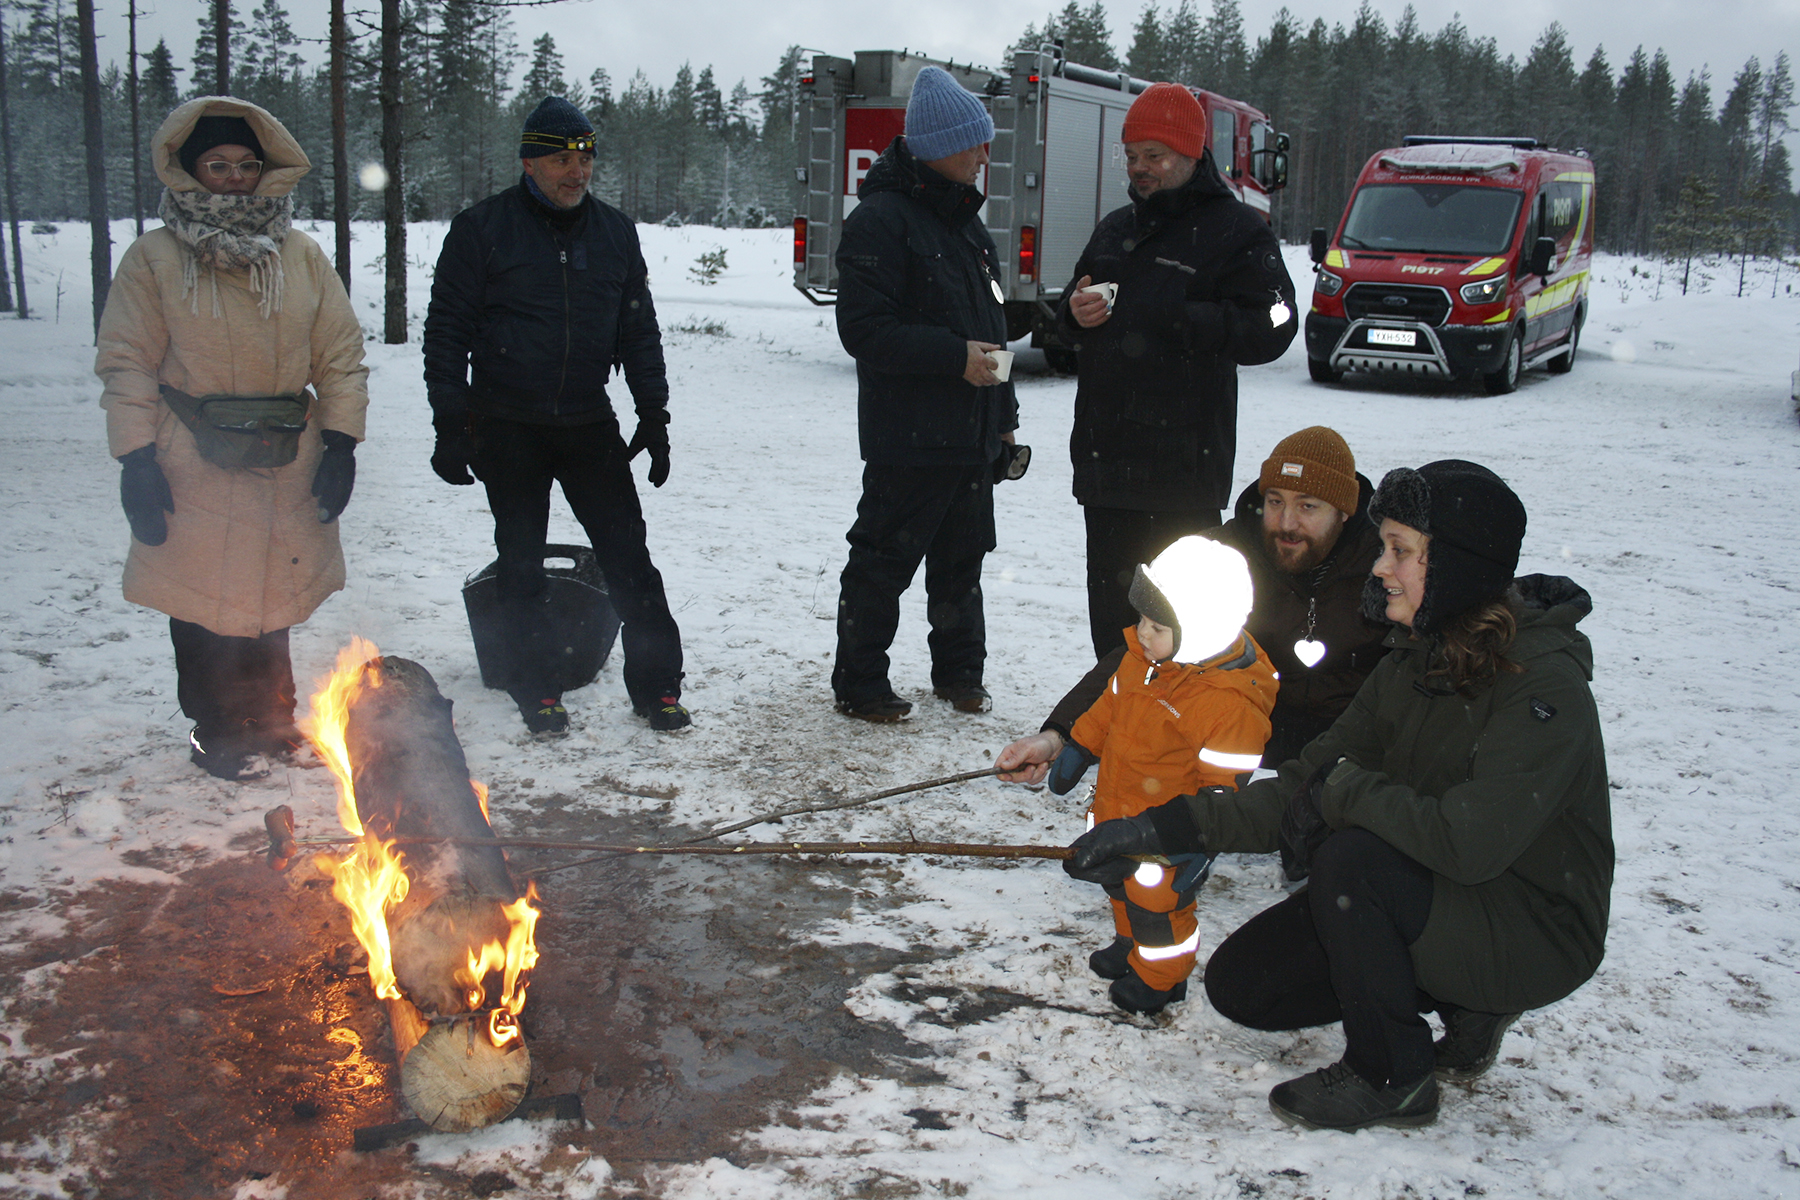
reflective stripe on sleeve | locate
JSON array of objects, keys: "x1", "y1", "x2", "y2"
[{"x1": 1199, "y1": 747, "x2": 1263, "y2": 771}]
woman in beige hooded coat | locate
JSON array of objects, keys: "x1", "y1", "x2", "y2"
[{"x1": 95, "y1": 97, "x2": 369, "y2": 780}]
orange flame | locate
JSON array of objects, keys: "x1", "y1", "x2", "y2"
[
  {"x1": 303, "y1": 640, "x2": 540, "y2": 1044},
  {"x1": 456, "y1": 882, "x2": 542, "y2": 1048}
]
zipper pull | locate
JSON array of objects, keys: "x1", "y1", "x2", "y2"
[{"x1": 560, "y1": 249, "x2": 567, "y2": 264}]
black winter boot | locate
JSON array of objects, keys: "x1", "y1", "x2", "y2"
[
  {"x1": 1108, "y1": 970, "x2": 1188, "y2": 1015},
  {"x1": 1434, "y1": 1008, "x2": 1521, "y2": 1080},
  {"x1": 188, "y1": 724, "x2": 272, "y2": 782},
  {"x1": 511, "y1": 691, "x2": 569, "y2": 736},
  {"x1": 835, "y1": 692, "x2": 912, "y2": 723},
  {"x1": 1088, "y1": 936, "x2": 1133, "y2": 980},
  {"x1": 1269, "y1": 1061, "x2": 1439, "y2": 1130}
]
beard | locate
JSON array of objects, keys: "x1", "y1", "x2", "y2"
[{"x1": 1264, "y1": 527, "x2": 1334, "y2": 574}]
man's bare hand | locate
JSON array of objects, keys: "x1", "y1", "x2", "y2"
[
  {"x1": 1068, "y1": 274, "x2": 1112, "y2": 328},
  {"x1": 964, "y1": 340, "x2": 1004, "y2": 386},
  {"x1": 995, "y1": 730, "x2": 1065, "y2": 785}
]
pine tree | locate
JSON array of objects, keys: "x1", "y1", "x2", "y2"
[
  {"x1": 1756, "y1": 51, "x2": 1794, "y2": 174},
  {"x1": 1064, "y1": 3, "x2": 1120, "y2": 70},
  {"x1": 1125, "y1": 4, "x2": 1165, "y2": 79},
  {"x1": 1517, "y1": 23, "x2": 1578, "y2": 149},
  {"x1": 1656, "y1": 174, "x2": 1721, "y2": 294},
  {"x1": 696, "y1": 66, "x2": 724, "y2": 132},
  {"x1": 1719, "y1": 57, "x2": 1762, "y2": 207},
  {"x1": 1205, "y1": 0, "x2": 1247, "y2": 95}
]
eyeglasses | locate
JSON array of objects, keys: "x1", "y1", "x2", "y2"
[{"x1": 198, "y1": 159, "x2": 263, "y2": 180}]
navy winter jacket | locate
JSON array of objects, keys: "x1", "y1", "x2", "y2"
[
  {"x1": 835, "y1": 138, "x2": 1018, "y2": 467},
  {"x1": 423, "y1": 181, "x2": 668, "y2": 429},
  {"x1": 1057, "y1": 153, "x2": 1297, "y2": 511}
]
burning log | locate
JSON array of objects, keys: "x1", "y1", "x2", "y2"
[{"x1": 305, "y1": 641, "x2": 539, "y2": 1133}]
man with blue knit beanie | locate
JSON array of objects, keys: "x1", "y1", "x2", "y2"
[
  {"x1": 831, "y1": 66, "x2": 1021, "y2": 721},
  {"x1": 423, "y1": 96, "x2": 691, "y2": 735}
]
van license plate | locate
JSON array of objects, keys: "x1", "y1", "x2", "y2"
[{"x1": 1368, "y1": 329, "x2": 1416, "y2": 347}]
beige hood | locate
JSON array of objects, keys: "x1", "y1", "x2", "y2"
[{"x1": 152, "y1": 96, "x2": 310, "y2": 197}]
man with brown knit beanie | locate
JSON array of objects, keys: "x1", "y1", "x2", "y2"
[
  {"x1": 996, "y1": 425, "x2": 1390, "y2": 780},
  {"x1": 1056, "y1": 82, "x2": 1298, "y2": 660}
]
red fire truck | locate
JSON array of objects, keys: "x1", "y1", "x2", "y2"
[
  {"x1": 792, "y1": 48, "x2": 1288, "y2": 365},
  {"x1": 1303, "y1": 136, "x2": 1595, "y2": 394}
]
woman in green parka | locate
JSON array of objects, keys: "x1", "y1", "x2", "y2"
[{"x1": 1064, "y1": 459, "x2": 1613, "y2": 1132}]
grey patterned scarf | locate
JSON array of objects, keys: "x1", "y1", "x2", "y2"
[{"x1": 158, "y1": 188, "x2": 292, "y2": 318}]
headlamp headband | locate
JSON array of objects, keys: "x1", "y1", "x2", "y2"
[{"x1": 521, "y1": 131, "x2": 595, "y2": 154}]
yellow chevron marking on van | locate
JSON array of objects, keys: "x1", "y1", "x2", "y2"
[
  {"x1": 1462, "y1": 257, "x2": 1506, "y2": 276},
  {"x1": 1483, "y1": 308, "x2": 1513, "y2": 324},
  {"x1": 1524, "y1": 270, "x2": 1590, "y2": 317},
  {"x1": 1326, "y1": 249, "x2": 1346, "y2": 269}
]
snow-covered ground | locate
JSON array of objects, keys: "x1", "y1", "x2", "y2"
[{"x1": 2, "y1": 216, "x2": 1799, "y2": 1197}]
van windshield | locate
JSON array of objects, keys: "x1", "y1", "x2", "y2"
[{"x1": 1339, "y1": 183, "x2": 1523, "y2": 255}]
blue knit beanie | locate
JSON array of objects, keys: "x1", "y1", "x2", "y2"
[
  {"x1": 520, "y1": 96, "x2": 595, "y2": 158},
  {"x1": 905, "y1": 67, "x2": 994, "y2": 161}
]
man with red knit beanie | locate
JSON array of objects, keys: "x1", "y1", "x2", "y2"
[{"x1": 1057, "y1": 82, "x2": 1297, "y2": 660}]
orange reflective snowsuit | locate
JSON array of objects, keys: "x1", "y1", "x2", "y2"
[{"x1": 1069, "y1": 625, "x2": 1277, "y2": 990}]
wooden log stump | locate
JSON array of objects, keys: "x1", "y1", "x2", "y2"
[{"x1": 340, "y1": 654, "x2": 533, "y2": 1131}]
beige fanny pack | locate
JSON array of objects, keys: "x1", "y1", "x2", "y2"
[{"x1": 160, "y1": 384, "x2": 310, "y2": 469}]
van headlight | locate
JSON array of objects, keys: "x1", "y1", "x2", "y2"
[
  {"x1": 1459, "y1": 276, "x2": 1506, "y2": 304},
  {"x1": 1313, "y1": 269, "x2": 1343, "y2": 297}
]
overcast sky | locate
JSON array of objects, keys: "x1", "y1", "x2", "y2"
[{"x1": 98, "y1": 0, "x2": 1797, "y2": 111}]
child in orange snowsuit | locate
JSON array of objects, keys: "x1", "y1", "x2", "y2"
[{"x1": 1049, "y1": 536, "x2": 1276, "y2": 1014}]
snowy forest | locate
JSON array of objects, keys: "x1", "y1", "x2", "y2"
[{"x1": 0, "y1": 0, "x2": 1794, "y2": 286}]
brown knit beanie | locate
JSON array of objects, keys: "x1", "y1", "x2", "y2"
[
  {"x1": 1259, "y1": 426, "x2": 1359, "y2": 515},
  {"x1": 1121, "y1": 83, "x2": 1206, "y2": 158}
]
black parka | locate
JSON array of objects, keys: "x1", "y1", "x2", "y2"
[
  {"x1": 422, "y1": 181, "x2": 668, "y2": 429},
  {"x1": 1170, "y1": 575, "x2": 1614, "y2": 1014},
  {"x1": 1212, "y1": 476, "x2": 1390, "y2": 743},
  {"x1": 1057, "y1": 153, "x2": 1297, "y2": 511},
  {"x1": 1044, "y1": 475, "x2": 1388, "y2": 755},
  {"x1": 835, "y1": 138, "x2": 1018, "y2": 467}
]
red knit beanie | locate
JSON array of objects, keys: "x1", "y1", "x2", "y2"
[{"x1": 1121, "y1": 83, "x2": 1206, "y2": 158}]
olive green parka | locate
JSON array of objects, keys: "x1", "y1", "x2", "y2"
[{"x1": 1185, "y1": 574, "x2": 1612, "y2": 1013}]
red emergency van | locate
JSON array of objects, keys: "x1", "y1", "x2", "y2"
[{"x1": 1303, "y1": 136, "x2": 1595, "y2": 394}]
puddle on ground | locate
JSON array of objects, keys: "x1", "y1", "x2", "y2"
[{"x1": 0, "y1": 806, "x2": 939, "y2": 1197}]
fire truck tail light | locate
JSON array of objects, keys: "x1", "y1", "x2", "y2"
[
  {"x1": 793, "y1": 217, "x2": 807, "y2": 266},
  {"x1": 1019, "y1": 225, "x2": 1036, "y2": 284}
]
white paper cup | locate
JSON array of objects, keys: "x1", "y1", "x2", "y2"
[
  {"x1": 989, "y1": 349, "x2": 1014, "y2": 382},
  {"x1": 1079, "y1": 281, "x2": 1118, "y2": 307}
]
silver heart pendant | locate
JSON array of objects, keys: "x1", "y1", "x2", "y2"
[{"x1": 1294, "y1": 639, "x2": 1326, "y2": 668}]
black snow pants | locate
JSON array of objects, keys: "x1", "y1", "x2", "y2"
[
  {"x1": 833, "y1": 462, "x2": 994, "y2": 705},
  {"x1": 471, "y1": 414, "x2": 683, "y2": 709},
  {"x1": 169, "y1": 617, "x2": 294, "y2": 738},
  {"x1": 1083, "y1": 504, "x2": 1220, "y2": 659},
  {"x1": 1203, "y1": 828, "x2": 1437, "y2": 1086}
]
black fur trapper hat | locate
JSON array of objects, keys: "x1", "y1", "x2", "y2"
[{"x1": 1361, "y1": 459, "x2": 1527, "y2": 634}]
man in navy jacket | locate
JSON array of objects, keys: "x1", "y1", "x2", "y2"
[
  {"x1": 423, "y1": 97, "x2": 689, "y2": 735},
  {"x1": 1059, "y1": 83, "x2": 1298, "y2": 659},
  {"x1": 830, "y1": 67, "x2": 1020, "y2": 722}
]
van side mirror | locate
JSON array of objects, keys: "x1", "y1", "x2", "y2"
[
  {"x1": 1529, "y1": 236, "x2": 1556, "y2": 277},
  {"x1": 1310, "y1": 228, "x2": 1329, "y2": 264}
]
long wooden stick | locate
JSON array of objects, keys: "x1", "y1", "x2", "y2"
[
  {"x1": 683, "y1": 765, "x2": 1006, "y2": 843},
  {"x1": 265, "y1": 805, "x2": 1066, "y2": 867}
]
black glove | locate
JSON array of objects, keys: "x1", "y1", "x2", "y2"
[
  {"x1": 1064, "y1": 813, "x2": 1163, "y2": 886},
  {"x1": 1047, "y1": 740, "x2": 1098, "y2": 796},
  {"x1": 1278, "y1": 758, "x2": 1342, "y2": 882},
  {"x1": 426, "y1": 413, "x2": 475, "y2": 489},
  {"x1": 118, "y1": 444, "x2": 174, "y2": 546},
  {"x1": 626, "y1": 412, "x2": 671, "y2": 488},
  {"x1": 992, "y1": 442, "x2": 1031, "y2": 484},
  {"x1": 312, "y1": 430, "x2": 357, "y2": 523}
]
